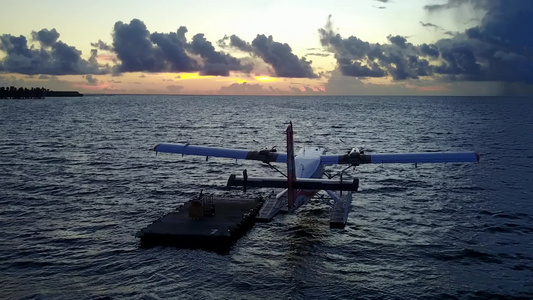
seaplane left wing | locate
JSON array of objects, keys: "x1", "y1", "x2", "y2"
[
  {"x1": 153, "y1": 143, "x2": 287, "y2": 163},
  {"x1": 321, "y1": 151, "x2": 480, "y2": 165}
]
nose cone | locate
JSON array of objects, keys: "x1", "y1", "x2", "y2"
[{"x1": 475, "y1": 152, "x2": 481, "y2": 162}]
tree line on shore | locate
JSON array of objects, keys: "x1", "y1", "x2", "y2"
[{"x1": 0, "y1": 86, "x2": 82, "y2": 99}]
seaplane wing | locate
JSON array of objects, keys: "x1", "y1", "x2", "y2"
[
  {"x1": 320, "y1": 151, "x2": 480, "y2": 165},
  {"x1": 153, "y1": 143, "x2": 287, "y2": 163}
]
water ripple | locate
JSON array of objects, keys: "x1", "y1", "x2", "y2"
[{"x1": 0, "y1": 95, "x2": 532, "y2": 299}]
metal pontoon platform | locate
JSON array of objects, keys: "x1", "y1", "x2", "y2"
[{"x1": 136, "y1": 194, "x2": 264, "y2": 252}]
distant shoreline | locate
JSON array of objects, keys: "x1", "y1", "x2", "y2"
[{"x1": 0, "y1": 87, "x2": 83, "y2": 99}]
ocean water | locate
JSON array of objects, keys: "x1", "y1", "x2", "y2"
[{"x1": 0, "y1": 95, "x2": 532, "y2": 299}]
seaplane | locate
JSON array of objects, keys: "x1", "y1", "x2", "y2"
[{"x1": 153, "y1": 122, "x2": 480, "y2": 228}]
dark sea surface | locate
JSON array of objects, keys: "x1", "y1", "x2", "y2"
[{"x1": 0, "y1": 95, "x2": 532, "y2": 299}]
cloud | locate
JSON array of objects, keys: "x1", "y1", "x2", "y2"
[
  {"x1": 319, "y1": 16, "x2": 432, "y2": 80},
  {"x1": 112, "y1": 19, "x2": 248, "y2": 76},
  {"x1": 0, "y1": 31, "x2": 105, "y2": 75},
  {"x1": 91, "y1": 39, "x2": 113, "y2": 51},
  {"x1": 219, "y1": 82, "x2": 283, "y2": 95},
  {"x1": 32, "y1": 28, "x2": 59, "y2": 47},
  {"x1": 288, "y1": 84, "x2": 326, "y2": 94},
  {"x1": 324, "y1": 68, "x2": 410, "y2": 95},
  {"x1": 0, "y1": 75, "x2": 26, "y2": 87},
  {"x1": 435, "y1": 45, "x2": 482, "y2": 77},
  {"x1": 419, "y1": 22, "x2": 454, "y2": 37},
  {"x1": 306, "y1": 52, "x2": 331, "y2": 57},
  {"x1": 428, "y1": 0, "x2": 533, "y2": 83},
  {"x1": 321, "y1": 3, "x2": 533, "y2": 86},
  {"x1": 2, "y1": 18, "x2": 318, "y2": 80},
  {"x1": 322, "y1": 67, "x2": 509, "y2": 96},
  {"x1": 112, "y1": 19, "x2": 166, "y2": 73},
  {"x1": 85, "y1": 74, "x2": 98, "y2": 84},
  {"x1": 221, "y1": 34, "x2": 318, "y2": 78},
  {"x1": 420, "y1": 21, "x2": 444, "y2": 31},
  {"x1": 419, "y1": 43, "x2": 440, "y2": 58},
  {"x1": 166, "y1": 85, "x2": 184, "y2": 93},
  {"x1": 251, "y1": 34, "x2": 318, "y2": 78},
  {"x1": 190, "y1": 33, "x2": 251, "y2": 76},
  {"x1": 149, "y1": 28, "x2": 197, "y2": 73},
  {"x1": 3, "y1": 7, "x2": 532, "y2": 94},
  {"x1": 218, "y1": 34, "x2": 254, "y2": 52},
  {"x1": 423, "y1": 0, "x2": 491, "y2": 12},
  {"x1": 387, "y1": 35, "x2": 408, "y2": 48}
]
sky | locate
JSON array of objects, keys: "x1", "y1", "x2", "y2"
[{"x1": 1, "y1": 0, "x2": 533, "y2": 96}]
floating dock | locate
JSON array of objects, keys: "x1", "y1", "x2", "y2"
[{"x1": 137, "y1": 193, "x2": 264, "y2": 252}]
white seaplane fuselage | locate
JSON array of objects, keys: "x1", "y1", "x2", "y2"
[{"x1": 286, "y1": 146, "x2": 325, "y2": 210}]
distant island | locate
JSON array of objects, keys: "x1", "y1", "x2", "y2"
[{"x1": 0, "y1": 86, "x2": 83, "y2": 99}]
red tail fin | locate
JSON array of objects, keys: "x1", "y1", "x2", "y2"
[{"x1": 286, "y1": 121, "x2": 296, "y2": 210}]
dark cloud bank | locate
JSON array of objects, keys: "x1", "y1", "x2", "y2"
[
  {"x1": 112, "y1": 19, "x2": 253, "y2": 76},
  {"x1": 0, "y1": 19, "x2": 315, "y2": 78},
  {"x1": 218, "y1": 34, "x2": 317, "y2": 78},
  {"x1": 0, "y1": 28, "x2": 104, "y2": 75},
  {"x1": 319, "y1": 0, "x2": 533, "y2": 88}
]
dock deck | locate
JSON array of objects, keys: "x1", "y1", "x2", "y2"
[{"x1": 137, "y1": 195, "x2": 264, "y2": 252}]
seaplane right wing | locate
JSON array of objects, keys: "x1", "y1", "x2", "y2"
[
  {"x1": 321, "y1": 151, "x2": 480, "y2": 165},
  {"x1": 153, "y1": 143, "x2": 287, "y2": 163}
]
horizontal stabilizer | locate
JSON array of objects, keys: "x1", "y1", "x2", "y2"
[{"x1": 227, "y1": 175, "x2": 359, "y2": 191}]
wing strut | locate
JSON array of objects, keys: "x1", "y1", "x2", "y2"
[{"x1": 286, "y1": 122, "x2": 296, "y2": 211}]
